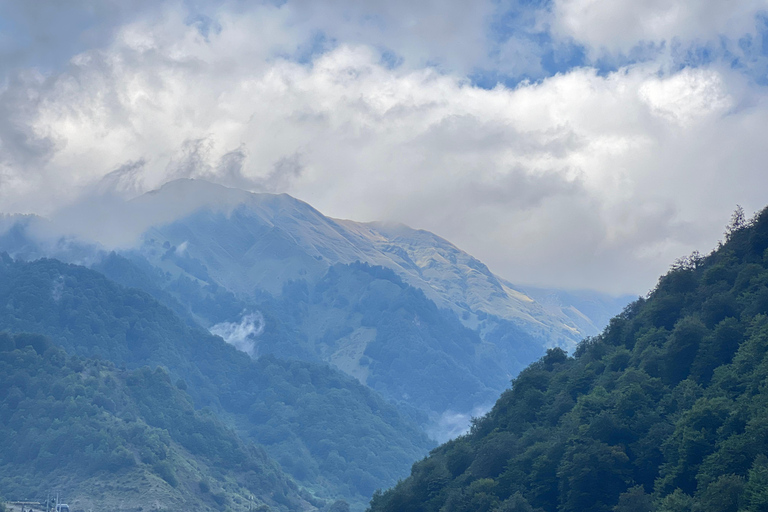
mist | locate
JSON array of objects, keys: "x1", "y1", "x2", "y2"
[
  {"x1": 426, "y1": 404, "x2": 492, "y2": 444},
  {"x1": 209, "y1": 311, "x2": 266, "y2": 357},
  {"x1": 0, "y1": 179, "x2": 258, "y2": 261}
]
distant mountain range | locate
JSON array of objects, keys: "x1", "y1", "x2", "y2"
[
  {"x1": 0, "y1": 179, "x2": 635, "y2": 510},
  {"x1": 0, "y1": 179, "x2": 632, "y2": 436},
  {"x1": 134, "y1": 179, "x2": 626, "y2": 347}
]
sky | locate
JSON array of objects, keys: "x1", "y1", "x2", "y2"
[{"x1": 0, "y1": 0, "x2": 767, "y2": 295}]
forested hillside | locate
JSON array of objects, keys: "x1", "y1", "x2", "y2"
[
  {"x1": 368, "y1": 207, "x2": 768, "y2": 512},
  {"x1": 0, "y1": 256, "x2": 433, "y2": 508},
  {"x1": 259, "y1": 262, "x2": 516, "y2": 417},
  {"x1": 0, "y1": 332, "x2": 310, "y2": 511},
  {"x1": 95, "y1": 254, "x2": 535, "y2": 435}
]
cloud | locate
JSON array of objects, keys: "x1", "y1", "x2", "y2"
[
  {"x1": 0, "y1": 0, "x2": 162, "y2": 76},
  {"x1": 209, "y1": 311, "x2": 266, "y2": 356},
  {"x1": 550, "y1": 0, "x2": 768, "y2": 60},
  {"x1": 0, "y1": 2, "x2": 767, "y2": 295},
  {"x1": 638, "y1": 68, "x2": 732, "y2": 126},
  {"x1": 162, "y1": 138, "x2": 303, "y2": 192},
  {"x1": 96, "y1": 158, "x2": 148, "y2": 196},
  {"x1": 426, "y1": 404, "x2": 491, "y2": 443},
  {"x1": 278, "y1": 0, "x2": 497, "y2": 73}
]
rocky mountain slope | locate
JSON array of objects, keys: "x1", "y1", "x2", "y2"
[{"x1": 0, "y1": 179, "x2": 630, "y2": 439}]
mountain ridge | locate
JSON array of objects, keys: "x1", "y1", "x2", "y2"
[
  {"x1": 135, "y1": 179, "x2": 619, "y2": 348},
  {"x1": 0, "y1": 179, "x2": 629, "y2": 351}
]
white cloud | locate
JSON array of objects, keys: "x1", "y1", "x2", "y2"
[
  {"x1": 210, "y1": 311, "x2": 266, "y2": 356},
  {"x1": 638, "y1": 68, "x2": 732, "y2": 126},
  {"x1": 1, "y1": 2, "x2": 768, "y2": 295},
  {"x1": 551, "y1": 0, "x2": 768, "y2": 56},
  {"x1": 426, "y1": 404, "x2": 491, "y2": 443}
]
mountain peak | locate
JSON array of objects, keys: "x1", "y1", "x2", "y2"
[{"x1": 136, "y1": 178, "x2": 257, "y2": 212}]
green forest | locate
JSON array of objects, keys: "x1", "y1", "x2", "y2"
[
  {"x1": 0, "y1": 332, "x2": 306, "y2": 511},
  {"x1": 367, "y1": 208, "x2": 768, "y2": 512},
  {"x1": 0, "y1": 256, "x2": 432, "y2": 508}
]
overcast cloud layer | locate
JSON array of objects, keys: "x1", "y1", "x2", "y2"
[{"x1": 0, "y1": 0, "x2": 767, "y2": 294}]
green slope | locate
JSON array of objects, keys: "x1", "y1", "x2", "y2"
[
  {"x1": 95, "y1": 253, "x2": 526, "y2": 435},
  {"x1": 262, "y1": 262, "x2": 512, "y2": 416},
  {"x1": 367, "y1": 206, "x2": 768, "y2": 512},
  {"x1": 0, "y1": 256, "x2": 433, "y2": 508},
  {"x1": 0, "y1": 332, "x2": 310, "y2": 512}
]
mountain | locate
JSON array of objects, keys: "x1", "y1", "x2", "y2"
[
  {"x1": 0, "y1": 256, "x2": 433, "y2": 509},
  {"x1": 0, "y1": 179, "x2": 630, "y2": 433},
  {"x1": 117, "y1": 180, "x2": 627, "y2": 423},
  {"x1": 0, "y1": 332, "x2": 313, "y2": 512},
  {"x1": 134, "y1": 179, "x2": 608, "y2": 349},
  {"x1": 367, "y1": 206, "x2": 768, "y2": 512},
  {"x1": 94, "y1": 252, "x2": 549, "y2": 439},
  {"x1": 262, "y1": 262, "x2": 513, "y2": 416}
]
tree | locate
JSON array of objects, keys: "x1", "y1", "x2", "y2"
[
  {"x1": 743, "y1": 455, "x2": 768, "y2": 512},
  {"x1": 655, "y1": 489, "x2": 692, "y2": 512},
  {"x1": 494, "y1": 492, "x2": 536, "y2": 512},
  {"x1": 557, "y1": 440, "x2": 631, "y2": 512},
  {"x1": 696, "y1": 474, "x2": 744, "y2": 512},
  {"x1": 612, "y1": 485, "x2": 652, "y2": 512},
  {"x1": 725, "y1": 205, "x2": 746, "y2": 240},
  {"x1": 662, "y1": 317, "x2": 707, "y2": 384}
]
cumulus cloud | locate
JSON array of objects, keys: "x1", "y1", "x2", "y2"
[
  {"x1": 638, "y1": 68, "x2": 733, "y2": 126},
  {"x1": 0, "y1": 1, "x2": 766, "y2": 295},
  {"x1": 0, "y1": 0, "x2": 161, "y2": 76}
]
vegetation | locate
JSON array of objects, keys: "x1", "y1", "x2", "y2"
[
  {"x1": 98, "y1": 254, "x2": 530, "y2": 419},
  {"x1": 368, "y1": 206, "x2": 768, "y2": 512},
  {"x1": 0, "y1": 332, "x2": 305, "y2": 511},
  {"x1": 275, "y1": 262, "x2": 513, "y2": 414},
  {"x1": 0, "y1": 255, "x2": 433, "y2": 507}
]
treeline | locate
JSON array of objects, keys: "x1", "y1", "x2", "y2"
[{"x1": 368, "y1": 206, "x2": 768, "y2": 512}]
